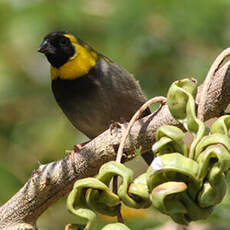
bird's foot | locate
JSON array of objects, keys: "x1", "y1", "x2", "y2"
[
  {"x1": 65, "y1": 142, "x2": 89, "y2": 158},
  {"x1": 109, "y1": 121, "x2": 123, "y2": 136}
]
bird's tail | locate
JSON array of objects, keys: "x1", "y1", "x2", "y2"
[{"x1": 142, "y1": 151, "x2": 154, "y2": 165}]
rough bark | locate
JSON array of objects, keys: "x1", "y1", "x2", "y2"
[{"x1": 1, "y1": 51, "x2": 230, "y2": 230}]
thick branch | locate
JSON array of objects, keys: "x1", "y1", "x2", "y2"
[{"x1": 1, "y1": 53, "x2": 230, "y2": 229}]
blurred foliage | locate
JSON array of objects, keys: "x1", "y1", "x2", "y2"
[{"x1": 1, "y1": 0, "x2": 230, "y2": 229}]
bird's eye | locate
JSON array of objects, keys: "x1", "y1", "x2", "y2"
[{"x1": 59, "y1": 37, "x2": 68, "y2": 46}]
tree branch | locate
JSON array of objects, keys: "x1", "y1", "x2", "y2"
[{"x1": 1, "y1": 50, "x2": 230, "y2": 230}]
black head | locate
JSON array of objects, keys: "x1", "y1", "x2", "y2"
[{"x1": 38, "y1": 31, "x2": 75, "y2": 68}]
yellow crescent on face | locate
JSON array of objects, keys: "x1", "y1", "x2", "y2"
[{"x1": 50, "y1": 34, "x2": 98, "y2": 80}]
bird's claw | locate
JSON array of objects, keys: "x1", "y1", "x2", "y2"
[
  {"x1": 65, "y1": 142, "x2": 89, "y2": 160},
  {"x1": 109, "y1": 121, "x2": 123, "y2": 136}
]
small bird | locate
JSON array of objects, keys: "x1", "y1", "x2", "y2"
[{"x1": 38, "y1": 31, "x2": 153, "y2": 164}]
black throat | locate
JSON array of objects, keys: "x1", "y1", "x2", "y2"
[{"x1": 45, "y1": 48, "x2": 74, "y2": 68}]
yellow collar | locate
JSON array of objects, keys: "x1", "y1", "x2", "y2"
[{"x1": 50, "y1": 38, "x2": 98, "y2": 80}]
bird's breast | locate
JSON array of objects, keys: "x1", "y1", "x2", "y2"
[{"x1": 51, "y1": 59, "x2": 149, "y2": 138}]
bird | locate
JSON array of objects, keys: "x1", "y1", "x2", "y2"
[{"x1": 38, "y1": 31, "x2": 153, "y2": 164}]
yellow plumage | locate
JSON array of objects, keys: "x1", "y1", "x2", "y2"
[{"x1": 50, "y1": 34, "x2": 98, "y2": 80}]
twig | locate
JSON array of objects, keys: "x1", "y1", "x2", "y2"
[
  {"x1": 112, "y1": 174, "x2": 124, "y2": 223},
  {"x1": 116, "y1": 96, "x2": 167, "y2": 163},
  {"x1": 198, "y1": 47, "x2": 230, "y2": 120},
  {"x1": 113, "y1": 96, "x2": 167, "y2": 223}
]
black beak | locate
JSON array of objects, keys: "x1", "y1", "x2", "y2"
[{"x1": 38, "y1": 40, "x2": 55, "y2": 54}]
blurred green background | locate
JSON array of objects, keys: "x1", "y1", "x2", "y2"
[{"x1": 1, "y1": 0, "x2": 230, "y2": 229}]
